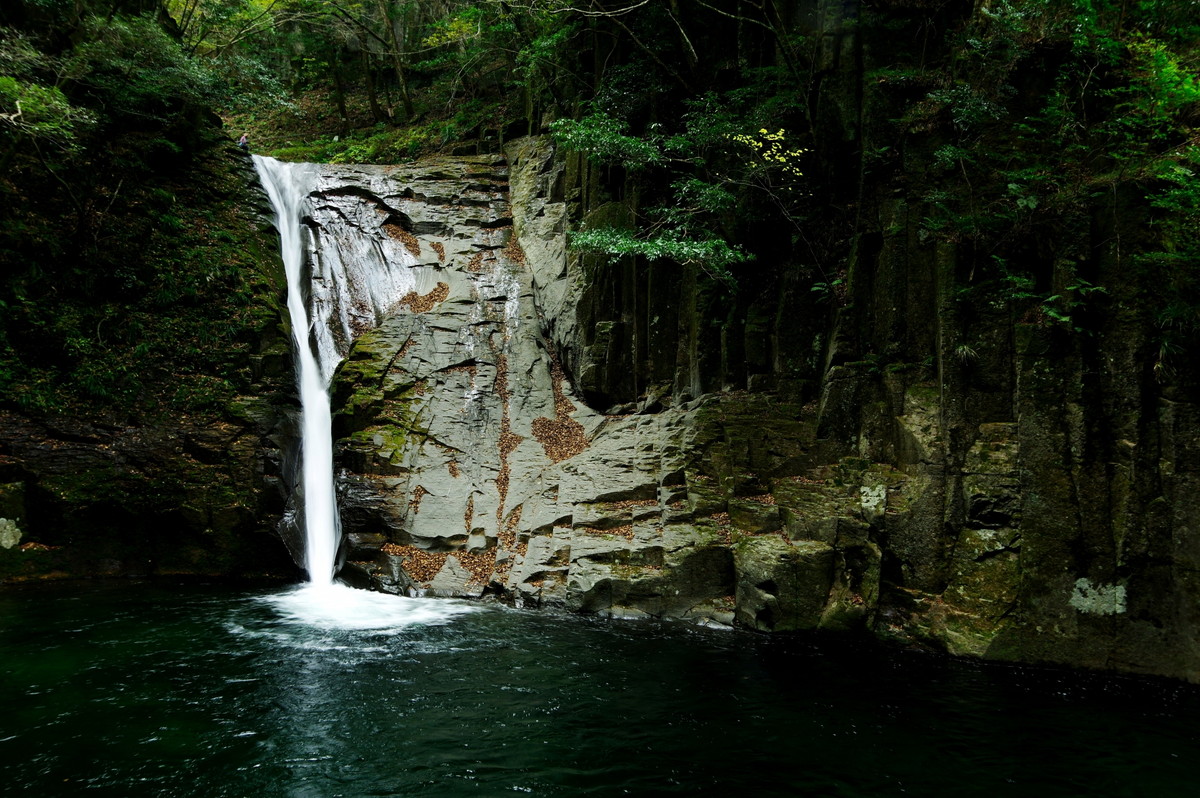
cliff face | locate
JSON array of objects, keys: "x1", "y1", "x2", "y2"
[
  {"x1": 323, "y1": 152, "x2": 854, "y2": 629},
  {"x1": 310, "y1": 129, "x2": 1198, "y2": 682},
  {"x1": 476, "y1": 2, "x2": 1200, "y2": 680},
  {"x1": 3, "y1": 1, "x2": 1195, "y2": 683},
  {"x1": 314, "y1": 0, "x2": 1200, "y2": 684}
]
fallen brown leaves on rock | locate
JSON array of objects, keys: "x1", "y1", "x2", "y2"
[
  {"x1": 531, "y1": 416, "x2": 586, "y2": 463},
  {"x1": 398, "y1": 282, "x2": 450, "y2": 314},
  {"x1": 389, "y1": 340, "x2": 415, "y2": 370},
  {"x1": 382, "y1": 223, "x2": 421, "y2": 258},
  {"x1": 577, "y1": 524, "x2": 634, "y2": 541},
  {"x1": 408, "y1": 485, "x2": 429, "y2": 514},
  {"x1": 456, "y1": 548, "x2": 496, "y2": 586},
  {"x1": 18, "y1": 541, "x2": 60, "y2": 551},
  {"x1": 498, "y1": 504, "x2": 523, "y2": 551},
  {"x1": 492, "y1": 505, "x2": 527, "y2": 583},
  {"x1": 531, "y1": 353, "x2": 587, "y2": 463},
  {"x1": 381, "y1": 543, "x2": 447, "y2": 583},
  {"x1": 608, "y1": 499, "x2": 657, "y2": 510},
  {"x1": 499, "y1": 424, "x2": 523, "y2": 458},
  {"x1": 503, "y1": 233, "x2": 526, "y2": 266},
  {"x1": 493, "y1": 353, "x2": 523, "y2": 516}
]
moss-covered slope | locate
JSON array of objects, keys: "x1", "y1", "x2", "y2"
[{"x1": 0, "y1": 3, "x2": 297, "y2": 581}]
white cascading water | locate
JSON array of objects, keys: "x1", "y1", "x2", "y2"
[
  {"x1": 253, "y1": 155, "x2": 477, "y2": 629},
  {"x1": 253, "y1": 156, "x2": 340, "y2": 586}
]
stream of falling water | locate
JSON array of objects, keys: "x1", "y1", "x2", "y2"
[
  {"x1": 253, "y1": 156, "x2": 340, "y2": 587},
  {"x1": 253, "y1": 156, "x2": 464, "y2": 627}
]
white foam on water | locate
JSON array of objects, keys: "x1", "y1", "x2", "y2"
[{"x1": 260, "y1": 583, "x2": 480, "y2": 632}]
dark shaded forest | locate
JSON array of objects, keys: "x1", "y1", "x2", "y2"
[{"x1": 3, "y1": 0, "x2": 1199, "y2": 413}]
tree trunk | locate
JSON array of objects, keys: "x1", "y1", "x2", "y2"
[
  {"x1": 331, "y1": 51, "x2": 350, "y2": 136},
  {"x1": 376, "y1": 0, "x2": 414, "y2": 121},
  {"x1": 363, "y1": 52, "x2": 388, "y2": 123}
]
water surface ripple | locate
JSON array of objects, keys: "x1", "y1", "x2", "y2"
[{"x1": 1, "y1": 582, "x2": 1197, "y2": 796}]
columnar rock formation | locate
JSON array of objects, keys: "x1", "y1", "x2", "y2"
[
  {"x1": 307, "y1": 148, "x2": 949, "y2": 632},
  {"x1": 307, "y1": 138, "x2": 1200, "y2": 683}
]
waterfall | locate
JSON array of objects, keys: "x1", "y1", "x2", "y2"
[
  {"x1": 253, "y1": 156, "x2": 340, "y2": 586},
  {"x1": 253, "y1": 156, "x2": 423, "y2": 591},
  {"x1": 249, "y1": 155, "x2": 490, "y2": 626}
]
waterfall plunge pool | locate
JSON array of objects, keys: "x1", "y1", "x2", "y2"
[{"x1": 2, "y1": 580, "x2": 1196, "y2": 797}]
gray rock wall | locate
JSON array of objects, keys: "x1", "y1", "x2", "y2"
[
  {"x1": 322, "y1": 150, "x2": 875, "y2": 629},
  {"x1": 320, "y1": 137, "x2": 1200, "y2": 682}
]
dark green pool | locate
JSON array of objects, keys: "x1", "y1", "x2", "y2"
[{"x1": 1, "y1": 581, "x2": 1196, "y2": 796}]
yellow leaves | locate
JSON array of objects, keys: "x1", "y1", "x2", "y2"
[
  {"x1": 421, "y1": 14, "x2": 477, "y2": 48},
  {"x1": 728, "y1": 128, "x2": 808, "y2": 177}
]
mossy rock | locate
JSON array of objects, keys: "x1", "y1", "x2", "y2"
[{"x1": 734, "y1": 537, "x2": 836, "y2": 631}]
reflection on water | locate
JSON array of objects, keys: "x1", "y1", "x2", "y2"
[{"x1": 1, "y1": 581, "x2": 1198, "y2": 797}]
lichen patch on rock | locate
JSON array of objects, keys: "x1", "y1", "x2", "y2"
[{"x1": 1069, "y1": 578, "x2": 1127, "y2": 615}]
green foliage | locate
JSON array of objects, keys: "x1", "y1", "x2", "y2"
[
  {"x1": 671, "y1": 177, "x2": 737, "y2": 215},
  {"x1": 1040, "y1": 279, "x2": 1108, "y2": 332},
  {"x1": 549, "y1": 113, "x2": 661, "y2": 169},
  {"x1": 70, "y1": 14, "x2": 219, "y2": 124},
  {"x1": 927, "y1": 84, "x2": 1007, "y2": 131},
  {"x1": 1103, "y1": 37, "x2": 1200, "y2": 146},
  {"x1": 811, "y1": 278, "x2": 846, "y2": 305},
  {"x1": 731, "y1": 127, "x2": 805, "y2": 166},
  {"x1": 569, "y1": 227, "x2": 748, "y2": 283},
  {"x1": 0, "y1": 5, "x2": 286, "y2": 419},
  {"x1": 891, "y1": 0, "x2": 1199, "y2": 348},
  {"x1": 0, "y1": 75, "x2": 92, "y2": 148},
  {"x1": 421, "y1": 9, "x2": 480, "y2": 49},
  {"x1": 0, "y1": 27, "x2": 91, "y2": 158},
  {"x1": 1139, "y1": 146, "x2": 1200, "y2": 358},
  {"x1": 5, "y1": 0, "x2": 1198, "y2": 414},
  {"x1": 266, "y1": 118, "x2": 449, "y2": 163},
  {"x1": 512, "y1": 14, "x2": 578, "y2": 84},
  {"x1": 548, "y1": 88, "x2": 813, "y2": 284}
]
